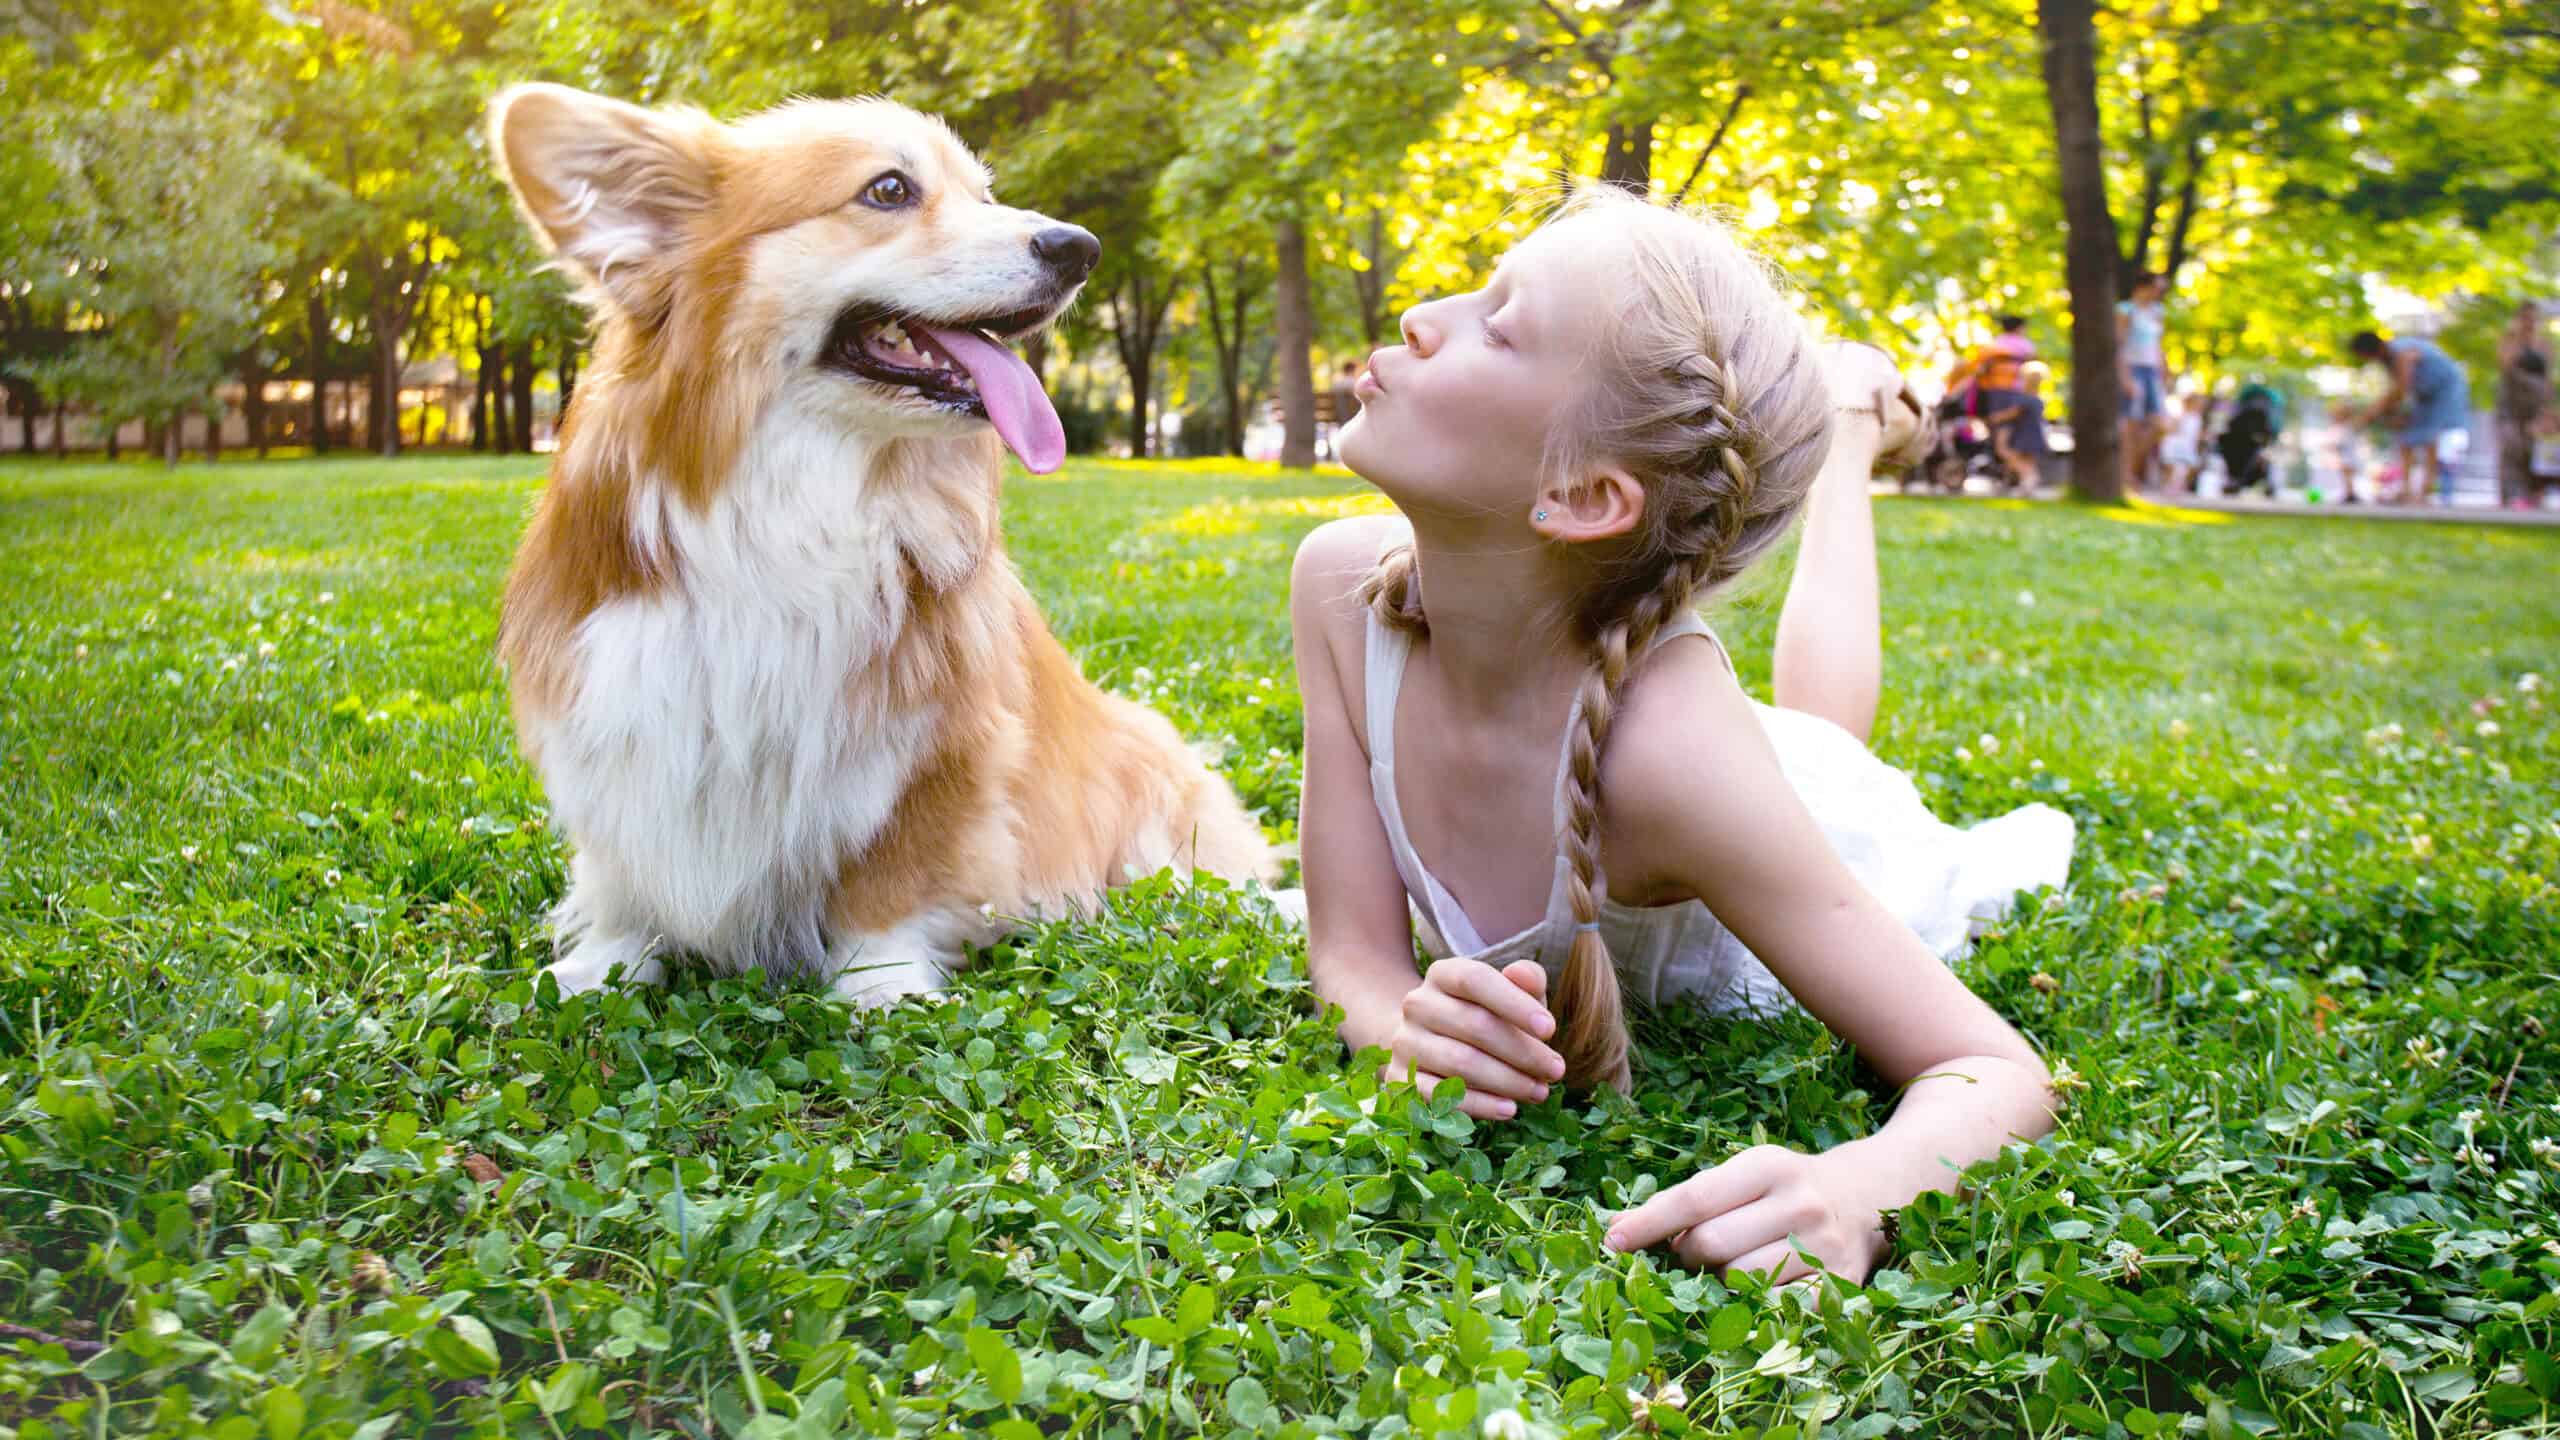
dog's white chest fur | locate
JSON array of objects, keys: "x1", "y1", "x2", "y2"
[{"x1": 529, "y1": 426, "x2": 941, "y2": 984}]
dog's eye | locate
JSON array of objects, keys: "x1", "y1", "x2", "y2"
[{"x1": 860, "y1": 173, "x2": 917, "y2": 210}]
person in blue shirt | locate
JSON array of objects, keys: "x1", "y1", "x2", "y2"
[{"x1": 2345, "y1": 330, "x2": 2472, "y2": 507}]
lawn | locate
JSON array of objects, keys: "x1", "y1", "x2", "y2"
[{"x1": 1, "y1": 454, "x2": 2554, "y2": 1440}]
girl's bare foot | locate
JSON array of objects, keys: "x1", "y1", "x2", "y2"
[{"x1": 1822, "y1": 341, "x2": 1931, "y2": 473}]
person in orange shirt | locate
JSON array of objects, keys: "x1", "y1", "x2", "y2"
[{"x1": 1943, "y1": 315, "x2": 2036, "y2": 449}]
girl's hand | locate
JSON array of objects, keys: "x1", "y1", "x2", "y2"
[
  {"x1": 1382, "y1": 958, "x2": 1565, "y2": 1121},
  {"x1": 1602, "y1": 1145, "x2": 1890, "y2": 1286}
]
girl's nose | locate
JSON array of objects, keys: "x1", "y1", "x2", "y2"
[{"x1": 1400, "y1": 308, "x2": 1437, "y2": 359}]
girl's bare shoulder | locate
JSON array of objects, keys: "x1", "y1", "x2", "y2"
[
  {"x1": 1288, "y1": 513, "x2": 1411, "y2": 641},
  {"x1": 1600, "y1": 633, "x2": 1769, "y2": 830}
]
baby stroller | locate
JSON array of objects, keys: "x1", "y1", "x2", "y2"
[{"x1": 2215, "y1": 383, "x2": 2284, "y2": 496}]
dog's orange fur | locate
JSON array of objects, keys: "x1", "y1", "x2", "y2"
[{"x1": 488, "y1": 84, "x2": 1273, "y2": 994}]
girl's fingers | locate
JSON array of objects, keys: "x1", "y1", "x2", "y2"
[
  {"x1": 1605, "y1": 1147, "x2": 1790, "y2": 1253},
  {"x1": 1500, "y1": 958, "x2": 1548, "y2": 1006},
  {"x1": 1722, "y1": 1237, "x2": 1820, "y2": 1286},
  {"x1": 1406, "y1": 985, "x2": 1564, "y2": 1082},
  {"x1": 1411, "y1": 1070, "x2": 1521, "y2": 1121},
  {"x1": 1409, "y1": 1034, "x2": 1550, "y2": 1106},
  {"x1": 1670, "y1": 1195, "x2": 1793, "y2": 1271},
  {"x1": 1425, "y1": 957, "x2": 1556, "y2": 1040}
]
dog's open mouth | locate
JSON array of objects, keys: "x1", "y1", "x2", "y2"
[{"x1": 821, "y1": 302, "x2": 1068, "y2": 473}]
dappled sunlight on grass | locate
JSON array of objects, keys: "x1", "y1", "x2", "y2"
[
  {"x1": 1141, "y1": 489, "x2": 1395, "y2": 540},
  {"x1": 2112, "y1": 493, "x2": 2240, "y2": 526}
]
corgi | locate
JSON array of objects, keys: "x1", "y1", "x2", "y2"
[{"x1": 485, "y1": 83, "x2": 1274, "y2": 1006}]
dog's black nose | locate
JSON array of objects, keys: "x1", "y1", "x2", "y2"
[{"x1": 1031, "y1": 225, "x2": 1100, "y2": 281}]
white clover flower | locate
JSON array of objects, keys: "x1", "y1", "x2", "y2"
[
  {"x1": 2530, "y1": 1137, "x2": 2558, "y2": 1164},
  {"x1": 317, "y1": 590, "x2": 336, "y2": 604},
  {"x1": 1978, "y1": 733, "x2": 2000, "y2": 753},
  {"x1": 2477, "y1": 720, "x2": 2500, "y2": 737},
  {"x1": 74, "y1": 643, "x2": 89, "y2": 659},
  {"x1": 1955, "y1": 746, "x2": 1973, "y2": 762},
  {"x1": 2015, "y1": 590, "x2": 2036, "y2": 607},
  {"x1": 2520, "y1": 673, "x2": 2545, "y2": 694},
  {"x1": 2056, "y1": 1189, "x2": 2075, "y2": 1208},
  {"x1": 323, "y1": 869, "x2": 341, "y2": 888},
  {"x1": 2168, "y1": 719, "x2": 2191, "y2": 739},
  {"x1": 2410, "y1": 835, "x2": 2435, "y2": 859},
  {"x1": 2458, "y1": 1109, "x2": 2485, "y2": 1134},
  {"x1": 257, "y1": 642, "x2": 277, "y2": 659},
  {"x1": 1483, "y1": 1409, "x2": 1532, "y2": 1440},
  {"x1": 180, "y1": 845, "x2": 199, "y2": 862}
]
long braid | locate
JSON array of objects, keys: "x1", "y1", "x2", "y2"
[
  {"x1": 1552, "y1": 355, "x2": 1762, "y2": 1091},
  {"x1": 1353, "y1": 184, "x2": 1835, "y2": 1093},
  {"x1": 1358, "y1": 543, "x2": 1427, "y2": 634}
]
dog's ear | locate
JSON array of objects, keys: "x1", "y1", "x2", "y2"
[{"x1": 488, "y1": 83, "x2": 719, "y2": 322}]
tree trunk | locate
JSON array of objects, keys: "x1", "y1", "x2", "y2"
[
  {"x1": 241, "y1": 354, "x2": 269, "y2": 458},
  {"x1": 307, "y1": 288, "x2": 331, "y2": 456},
  {"x1": 52, "y1": 398, "x2": 67, "y2": 458},
  {"x1": 509, "y1": 339, "x2": 537, "y2": 452},
  {"x1": 2039, "y1": 0, "x2": 2125, "y2": 505},
  {"x1": 12, "y1": 382, "x2": 33, "y2": 454},
  {"x1": 1601, "y1": 118, "x2": 1654, "y2": 193},
  {"x1": 1351, "y1": 210, "x2": 1392, "y2": 347},
  {"x1": 1274, "y1": 215, "x2": 1318, "y2": 469},
  {"x1": 161, "y1": 414, "x2": 181, "y2": 468},
  {"x1": 206, "y1": 401, "x2": 223, "y2": 462},
  {"x1": 474, "y1": 344, "x2": 495, "y2": 452},
  {"x1": 373, "y1": 340, "x2": 402, "y2": 457},
  {"x1": 108, "y1": 417, "x2": 120, "y2": 460},
  {"x1": 556, "y1": 343, "x2": 579, "y2": 423},
  {"x1": 1201, "y1": 258, "x2": 1258, "y2": 458},
  {"x1": 1104, "y1": 261, "x2": 1174, "y2": 459}
]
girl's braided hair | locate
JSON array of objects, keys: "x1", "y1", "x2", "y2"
[{"x1": 1357, "y1": 184, "x2": 1837, "y2": 1091}]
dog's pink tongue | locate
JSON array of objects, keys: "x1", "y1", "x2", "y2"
[{"x1": 919, "y1": 325, "x2": 1065, "y2": 474}]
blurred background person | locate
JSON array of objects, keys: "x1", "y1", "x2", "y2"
[
  {"x1": 2117, "y1": 272, "x2": 2171, "y2": 489},
  {"x1": 2345, "y1": 329, "x2": 2471, "y2": 507},
  {"x1": 2497, "y1": 302, "x2": 2550, "y2": 511}
]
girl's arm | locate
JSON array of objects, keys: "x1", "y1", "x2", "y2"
[
  {"x1": 1288, "y1": 518, "x2": 1429, "y2": 1055},
  {"x1": 1288, "y1": 519, "x2": 1566, "y2": 1113},
  {"x1": 1598, "y1": 645, "x2": 2056, "y2": 1279}
]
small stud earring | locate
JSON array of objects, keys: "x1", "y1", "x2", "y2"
[{"x1": 1534, "y1": 509, "x2": 1548, "y2": 521}]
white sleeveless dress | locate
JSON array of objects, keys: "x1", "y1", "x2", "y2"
[{"x1": 1277, "y1": 608, "x2": 2077, "y2": 1018}]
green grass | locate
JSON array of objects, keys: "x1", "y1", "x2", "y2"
[{"x1": 1, "y1": 454, "x2": 2555, "y2": 1439}]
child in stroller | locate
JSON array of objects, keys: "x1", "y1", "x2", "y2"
[{"x1": 2215, "y1": 383, "x2": 2284, "y2": 497}]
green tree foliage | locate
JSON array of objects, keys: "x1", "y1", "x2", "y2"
[
  {"x1": 2, "y1": 0, "x2": 2553, "y2": 469},
  {"x1": 31, "y1": 95, "x2": 303, "y2": 464}
]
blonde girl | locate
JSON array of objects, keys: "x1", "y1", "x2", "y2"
[{"x1": 1285, "y1": 186, "x2": 2075, "y2": 1285}]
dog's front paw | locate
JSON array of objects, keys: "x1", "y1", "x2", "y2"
[
  {"x1": 546, "y1": 935, "x2": 665, "y2": 994},
  {"x1": 826, "y1": 957, "x2": 949, "y2": 1011},
  {"x1": 825, "y1": 924, "x2": 956, "y2": 1011}
]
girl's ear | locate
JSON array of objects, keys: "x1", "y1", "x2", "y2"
[{"x1": 1533, "y1": 466, "x2": 1646, "y2": 543}]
